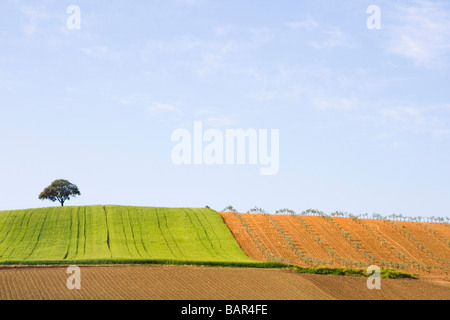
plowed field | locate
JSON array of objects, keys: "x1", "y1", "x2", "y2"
[
  {"x1": 220, "y1": 213, "x2": 450, "y2": 279},
  {"x1": 0, "y1": 265, "x2": 448, "y2": 300}
]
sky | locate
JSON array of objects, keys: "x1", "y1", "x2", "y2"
[{"x1": 0, "y1": 0, "x2": 449, "y2": 218}]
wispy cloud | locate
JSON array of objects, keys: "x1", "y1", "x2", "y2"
[
  {"x1": 285, "y1": 14, "x2": 350, "y2": 49},
  {"x1": 82, "y1": 46, "x2": 120, "y2": 61},
  {"x1": 194, "y1": 108, "x2": 235, "y2": 127},
  {"x1": 385, "y1": 0, "x2": 450, "y2": 67},
  {"x1": 247, "y1": 91, "x2": 278, "y2": 101},
  {"x1": 175, "y1": 0, "x2": 203, "y2": 5},
  {"x1": 204, "y1": 117, "x2": 236, "y2": 127},
  {"x1": 309, "y1": 27, "x2": 351, "y2": 49},
  {"x1": 147, "y1": 103, "x2": 182, "y2": 115},
  {"x1": 140, "y1": 36, "x2": 239, "y2": 76},
  {"x1": 117, "y1": 95, "x2": 183, "y2": 117},
  {"x1": 381, "y1": 106, "x2": 421, "y2": 122},
  {"x1": 247, "y1": 28, "x2": 273, "y2": 45},
  {"x1": 215, "y1": 25, "x2": 234, "y2": 36},
  {"x1": 313, "y1": 97, "x2": 357, "y2": 111},
  {"x1": 380, "y1": 106, "x2": 441, "y2": 130},
  {"x1": 285, "y1": 15, "x2": 318, "y2": 31},
  {"x1": 20, "y1": 5, "x2": 48, "y2": 35},
  {"x1": 373, "y1": 133, "x2": 392, "y2": 141},
  {"x1": 0, "y1": 73, "x2": 20, "y2": 89},
  {"x1": 359, "y1": 102, "x2": 450, "y2": 135}
]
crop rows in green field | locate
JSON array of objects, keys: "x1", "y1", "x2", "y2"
[{"x1": 0, "y1": 205, "x2": 264, "y2": 266}]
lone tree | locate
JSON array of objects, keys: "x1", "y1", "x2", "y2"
[{"x1": 39, "y1": 179, "x2": 81, "y2": 207}]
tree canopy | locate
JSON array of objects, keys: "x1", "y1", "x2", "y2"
[{"x1": 38, "y1": 179, "x2": 81, "y2": 207}]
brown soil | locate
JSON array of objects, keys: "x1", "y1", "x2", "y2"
[
  {"x1": 296, "y1": 216, "x2": 368, "y2": 263},
  {"x1": 0, "y1": 265, "x2": 448, "y2": 300},
  {"x1": 220, "y1": 212, "x2": 266, "y2": 260},
  {"x1": 331, "y1": 217, "x2": 407, "y2": 264},
  {"x1": 219, "y1": 213, "x2": 450, "y2": 280}
]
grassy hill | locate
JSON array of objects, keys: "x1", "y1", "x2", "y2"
[{"x1": 0, "y1": 205, "x2": 274, "y2": 267}]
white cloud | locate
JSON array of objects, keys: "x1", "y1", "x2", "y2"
[
  {"x1": 142, "y1": 36, "x2": 235, "y2": 57},
  {"x1": 0, "y1": 78, "x2": 19, "y2": 89},
  {"x1": 82, "y1": 46, "x2": 120, "y2": 61},
  {"x1": 431, "y1": 129, "x2": 450, "y2": 135},
  {"x1": 120, "y1": 99, "x2": 132, "y2": 105},
  {"x1": 140, "y1": 36, "x2": 240, "y2": 77},
  {"x1": 204, "y1": 117, "x2": 236, "y2": 127},
  {"x1": 285, "y1": 15, "x2": 318, "y2": 31},
  {"x1": 386, "y1": 1, "x2": 450, "y2": 67},
  {"x1": 360, "y1": 102, "x2": 450, "y2": 135},
  {"x1": 373, "y1": 133, "x2": 392, "y2": 141},
  {"x1": 380, "y1": 106, "x2": 442, "y2": 130},
  {"x1": 176, "y1": 0, "x2": 203, "y2": 5},
  {"x1": 117, "y1": 96, "x2": 183, "y2": 117},
  {"x1": 20, "y1": 6, "x2": 47, "y2": 35},
  {"x1": 309, "y1": 27, "x2": 351, "y2": 49},
  {"x1": 381, "y1": 106, "x2": 421, "y2": 121},
  {"x1": 194, "y1": 108, "x2": 235, "y2": 127},
  {"x1": 313, "y1": 98, "x2": 357, "y2": 111},
  {"x1": 148, "y1": 103, "x2": 182, "y2": 115},
  {"x1": 215, "y1": 25, "x2": 234, "y2": 36},
  {"x1": 284, "y1": 15, "x2": 350, "y2": 49},
  {"x1": 247, "y1": 91, "x2": 278, "y2": 101},
  {"x1": 247, "y1": 28, "x2": 272, "y2": 44}
]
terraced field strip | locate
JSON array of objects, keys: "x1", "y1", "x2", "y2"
[
  {"x1": 421, "y1": 222, "x2": 450, "y2": 248},
  {"x1": 236, "y1": 213, "x2": 289, "y2": 263},
  {"x1": 332, "y1": 217, "x2": 408, "y2": 267},
  {"x1": 387, "y1": 220, "x2": 450, "y2": 265},
  {"x1": 219, "y1": 213, "x2": 449, "y2": 276},
  {"x1": 367, "y1": 220, "x2": 445, "y2": 271},
  {"x1": 0, "y1": 206, "x2": 262, "y2": 266},
  {"x1": 270, "y1": 216, "x2": 333, "y2": 266},
  {"x1": 300, "y1": 216, "x2": 369, "y2": 264},
  {"x1": 431, "y1": 222, "x2": 450, "y2": 237},
  {"x1": 242, "y1": 214, "x2": 298, "y2": 264},
  {"x1": 219, "y1": 212, "x2": 266, "y2": 260},
  {"x1": 317, "y1": 216, "x2": 379, "y2": 264}
]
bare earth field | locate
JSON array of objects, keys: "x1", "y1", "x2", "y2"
[
  {"x1": 219, "y1": 213, "x2": 450, "y2": 280},
  {"x1": 0, "y1": 265, "x2": 449, "y2": 300}
]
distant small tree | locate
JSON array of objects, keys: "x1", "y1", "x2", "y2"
[
  {"x1": 38, "y1": 179, "x2": 81, "y2": 207},
  {"x1": 333, "y1": 211, "x2": 346, "y2": 218},
  {"x1": 222, "y1": 205, "x2": 237, "y2": 213},
  {"x1": 303, "y1": 209, "x2": 325, "y2": 216},
  {"x1": 275, "y1": 208, "x2": 296, "y2": 215},
  {"x1": 247, "y1": 206, "x2": 269, "y2": 214}
]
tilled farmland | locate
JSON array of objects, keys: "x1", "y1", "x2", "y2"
[
  {"x1": 0, "y1": 265, "x2": 448, "y2": 300},
  {"x1": 0, "y1": 206, "x2": 449, "y2": 300},
  {"x1": 220, "y1": 212, "x2": 450, "y2": 278}
]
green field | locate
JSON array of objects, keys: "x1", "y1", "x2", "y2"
[{"x1": 0, "y1": 205, "x2": 272, "y2": 267}]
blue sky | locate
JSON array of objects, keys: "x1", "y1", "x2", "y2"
[{"x1": 1, "y1": 0, "x2": 449, "y2": 218}]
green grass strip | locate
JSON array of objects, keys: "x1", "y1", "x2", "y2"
[{"x1": 293, "y1": 265, "x2": 416, "y2": 279}]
